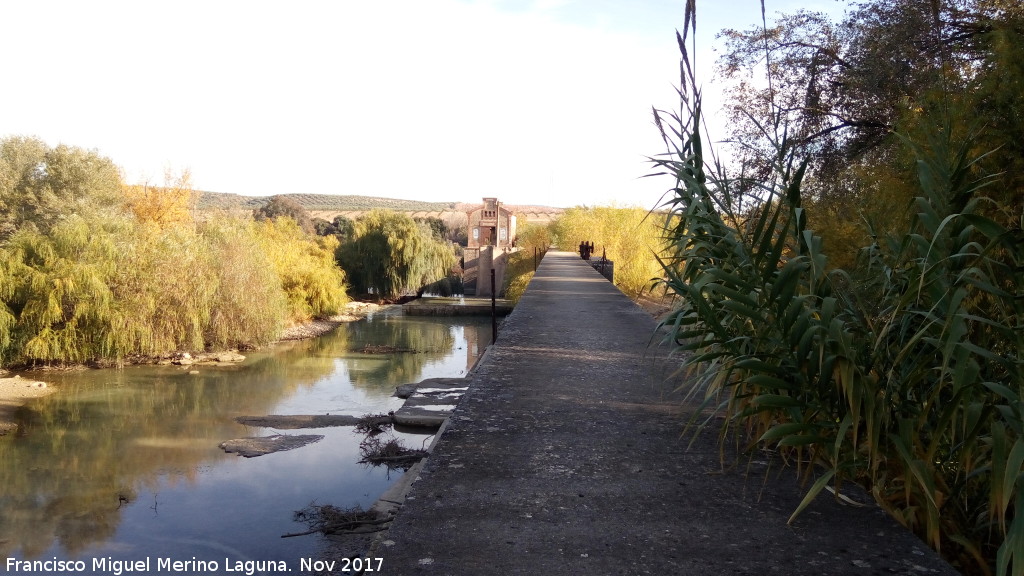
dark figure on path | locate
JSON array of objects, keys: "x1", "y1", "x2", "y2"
[{"x1": 579, "y1": 241, "x2": 594, "y2": 260}]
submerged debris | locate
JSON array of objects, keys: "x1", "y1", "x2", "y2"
[
  {"x1": 236, "y1": 414, "x2": 366, "y2": 429},
  {"x1": 356, "y1": 344, "x2": 417, "y2": 354},
  {"x1": 358, "y1": 435, "x2": 428, "y2": 470},
  {"x1": 283, "y1": 504, "x2": 392, "y2": 538},
  {"x1": 354, "y1": 413, "x2": 395, "y2": 435}
]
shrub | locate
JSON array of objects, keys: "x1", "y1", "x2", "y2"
[
  {"x1": 0, "y1": 214, "x2": 127, "y2": 364},
  {"x1": 110, "y1": 222, "x2": 215, "y2": 355},
  {"x1": 501, "y1": 250, "x2": 539, "y2": 304},
  {"x1": 199, "y1": 217, "x2": 288, "y2": 348},
  {"x1": 252, "y1": 195, "x2": 315, "y2": 234}
]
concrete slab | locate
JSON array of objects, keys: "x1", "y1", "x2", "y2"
[
  {"x1": 393, "y1": 378, "x2": 472, "y2": 429},
  {"x1": 403, "y1": 297, "x2": 513, "y2": 316},
  {"x1": 394, "y1": 378, "x2": 471, "y2": 399},
  {"x1": 218, "y1": 434, "x2": 323, "y2": 458},
  {"x1": 374, "y1": 252, "x2": 958, "y2": 576},
  {"x1": 235, "y1": 414, "x2": 367, "y2": 428}
]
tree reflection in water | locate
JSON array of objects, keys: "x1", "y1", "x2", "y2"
[{"x1": 0, "y1": 311, "x2": 491, "y2": 561}]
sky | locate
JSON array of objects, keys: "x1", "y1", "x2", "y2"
[{"x1": 1, "y1": 0, "x2": 847, "y2": 209}]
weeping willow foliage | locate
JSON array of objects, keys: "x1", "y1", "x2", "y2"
[
  {"x1": 503, "y1": 223, "x2": 551, "y2": 303},
  {"x1": 514, "y1": 221, "x2": 555, "y2": 252},
  {"x1": 0, "y1": 213, "x2": 347, "y2": 365},
  {"x1": 0, "y1": 260, "x2": 13, "y2": 354},
  {"x1": 553, "y1": 206, "x2": 664, "y2": 297},
  {"x1": 252, "y1": 217, "x2": 349, "y2": 321},
  {"x1": 501, "y1": 249, "x2": 546, "y2": 304},
  {"x1": 0, "y1": 214, "x2": 126, "y2": 364},
  {"x1": 655, "y1": 9, "x2": 1024, "y2": 576},
  {"x1": 0, "y1": 136, "x2": 353, "y2": 365},
  {"x1": 337, "y1": 210, "x2": 456, "y2": 300}
]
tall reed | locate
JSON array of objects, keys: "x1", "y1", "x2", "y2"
[{"x1": 653, "y1": 6, "x2": 1023, "y2": 575}]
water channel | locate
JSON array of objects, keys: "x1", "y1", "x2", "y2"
[{"x1": 0, "y1": 309, "x2": 491, "y2": 568}]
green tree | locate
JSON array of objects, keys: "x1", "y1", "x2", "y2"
[
  {"x1": 414, "y1": 216, "x2": 448, "y2": 241},
  {"x1": 313, "y1": 215, "x2": 354, "y2": 242},
  {"x1": 336, "y1": 210, "x2": 456, "y2": 300},
  {"x1": 252, "y1": 217, "x2": 349, "y2": 321},
  {"x1": 252, "y1": 195, "x2": 314, "y2": 234},
  {"x1": 0, "y1": 136, "x2": 124, "y2": 240},
  {"x1": 716, "y1": 0, "x2": 1024, "y2": 266}
]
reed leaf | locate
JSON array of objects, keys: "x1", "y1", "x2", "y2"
[{"x1": 653, "y1": 14, "x2": 1024, "y2": 575}]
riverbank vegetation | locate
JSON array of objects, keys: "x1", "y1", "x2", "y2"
[
  {"x1": 0, "y1": 135, "x2": 477, "y2": 369},
  {"x1": 0, "y1": 137, "x2": 352, "y2": 367},
  {"x1": 654, "y1": 2, "x2": 1022, "y2": 575},
  {"x1": 335, "y1": 210, "x2": 457, "y2": 301},
  {"x1": 554, "y1": 206, "x2": 665, "y2": 297},
  {"x1": 497, "y1": 221, "x2": 551, "y2": 303}
]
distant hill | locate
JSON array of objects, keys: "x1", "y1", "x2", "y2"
[
  {"x1": 196, "y1": 191, "x2": 458, "y2": 213},
  {"x1": 196, "y1": 191, "x2": 564, "y2": 223}
]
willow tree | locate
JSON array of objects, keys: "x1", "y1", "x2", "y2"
[
  {"x1": 336, "y1": 210, "x2": 456, "y2": 300},
  {"x1": 0, "y1": 214, "x2": 130, "y2": 364},
  {"x1": 514, "y1": 220, "x2": 554, "y2": 252},
  {"x1": 0, "y1": 138, "x2": 129, "y2": 365},
  {"x1": 199, "y1": 217, "x2": 289, "y2": 348},
  {"x1": 253, "y1": 217, "x2": 349, "y2": 321}
]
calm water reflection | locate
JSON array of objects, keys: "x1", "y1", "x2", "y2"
[{"x1": 0, "y1": 309, "x2": 490, "y2": 567}]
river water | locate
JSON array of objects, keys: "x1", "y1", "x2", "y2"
[{"x1": 0, "y1": 309, "x2": 490, "y2": 570}]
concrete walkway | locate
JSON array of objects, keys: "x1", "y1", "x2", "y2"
[{"x1": 377, "y1": 252, "x2": 956, "y2": 575}]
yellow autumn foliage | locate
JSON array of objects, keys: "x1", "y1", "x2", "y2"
[
  {"x1": 251, "y1": 217, "x2": 349, "y2": 322},
  {"x1": 122, "y1": 168, "x2": 197, "y2": 228},
  {"x1": 553, "y1": 206, "x2": 664, "y2": 297}
]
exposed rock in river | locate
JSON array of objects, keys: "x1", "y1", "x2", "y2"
[
  {"x1": 236, "y1": 414, "x2": 374, "y2": 428},
  {"x1": 219, "y1": 434, "x2": 324, "y2": 457}
]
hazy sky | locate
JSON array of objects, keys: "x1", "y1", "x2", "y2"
[{"x1": 1, "y1": 0, "x2": 845, "y2": 209}]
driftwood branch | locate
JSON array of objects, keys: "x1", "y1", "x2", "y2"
[
  {"x1": 281, "y1": 516, "x2": 394, "y2": 538},
  {"x1": 283, "y1": 504, "x2": 393, "y2": 538}
]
